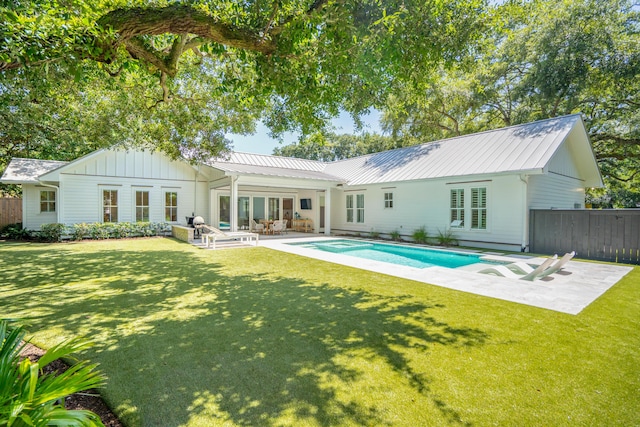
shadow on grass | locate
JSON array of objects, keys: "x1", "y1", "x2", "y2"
[{"x1": 1, "y1": 240, "x2": 487, "y2": 426}]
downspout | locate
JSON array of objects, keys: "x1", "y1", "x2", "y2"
[
  {"x1": 40, "y1": 182, "x2": 60, "y2": 225},
  {"x1": 519, "y1": 175, "x2": 529, "y2": 252}
]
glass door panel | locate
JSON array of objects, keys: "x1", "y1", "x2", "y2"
[
  {"x1": 219, "y1": 195, "x2": 230, "y2": 230},
  {"x1": 252, "y1": 197, "x2": 265, "y2": 222},
  {"x1": 283, "y1": 198, "x2": 293, "y2": 228},
  {"x1": 238, "y1": 197, "x2": 250, "y2": 230},
  {"x1": 268, "y1": 197, "x2": 280, "y2": 220}
]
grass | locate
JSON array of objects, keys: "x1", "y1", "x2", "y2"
[{"x1": 1, "y1": 238, "x2": 639, "y2": 427}]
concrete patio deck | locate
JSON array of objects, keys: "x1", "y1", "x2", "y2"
[{"x1": 257, "y1": 236, "x2": 633, "y2": 315}]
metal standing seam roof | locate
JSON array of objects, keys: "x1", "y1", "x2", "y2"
[
  {"x1": 0, "y1": 158, "x2": 69, "y2": 183},
  {"x1": 219, "y1": 152, "x2": 327, "y2": 172},
  {"x1": 209, "y1": 162, "x2": 344, "y2": 182},
  {"x1": 2, "y1": 115, "x2": 588, "y2": 187},
  {"x1": 322, "y1": 115, "x2": 582, "y2": 185},
  {"x1": 210, "y1": 152, "x2": 344, "y2": 182}
]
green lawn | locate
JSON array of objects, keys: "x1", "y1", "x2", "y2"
[{"x1": 1, "y1": 238, "x2": 638, "y2": 426}]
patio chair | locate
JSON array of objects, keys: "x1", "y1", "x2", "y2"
[
  {"x1": 251, "y1": 219, "x2": 265, "y2": 234},
  {"x1": 270, "y1": 219, "x2": 287, "y2": 235},
  {"x1": 478, "y1": 255, "x2": 557, "y2": 281}
]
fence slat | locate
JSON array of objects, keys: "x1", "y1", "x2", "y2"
[
  {"x1": 0, "y1": 198, "x2": 23, "y2": 228},
  {"x1": 530, "y1": 209, "x2": 640, "y2": 265}
]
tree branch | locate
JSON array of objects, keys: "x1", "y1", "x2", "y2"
[
  {"x1": 98, "y1": 5, "x2": 275, "y2": 54},
  {"x1": 591, "y1": 133, "x2": 640, "y2": 146}
]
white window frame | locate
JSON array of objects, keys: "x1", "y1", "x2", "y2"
[
  {"x1": 165, "y1": 191, "x2": 178, "y2": 223},
  {"x1": 346, "y1": 194, "x2": 354, "y2": 223},
  {"x1": 384, "y1": 192, "x2": 393, "y2": 209},
  {"x1": 448, "y1": 185, "x2": 489, "y2": 231},
  {"x1": 471, "y1": 187, "x2": 487, "y2": 230},
  {"x1": 450, "y1": 189, "x2": 464, "y2": 228},
  {"x1": 40, "y1": 190, "x2": 56, "y2": 213},
  {"x1": 135, "y1": 190, "x2": 150, "y2": 222},
  {"x1": 102, "y1": 189, "x2": 119, "y2": 223},
  {"x1": 356, "y1": 194, "x2": 365, "y2": 223}
]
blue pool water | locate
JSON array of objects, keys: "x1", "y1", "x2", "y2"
[{"x1": 289, "y1": 239, "x2": 490, "y2": 269}]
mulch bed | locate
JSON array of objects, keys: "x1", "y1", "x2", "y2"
[{"x1": 19, "y1": 343, "x2": 123, "y2": 427}]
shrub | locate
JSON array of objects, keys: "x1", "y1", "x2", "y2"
[
  {"x1": 40, "y1": 223, "x2": 67, "y2": 242},
  {"x1": 0, "y1": 320, "x2": 106, "y2": 426},
  {"x1": 370, "y1": 229, "x2": 380, "y2": 239},
  {"x1": 389, "y1": 230, "x2": 402, "y2": 241},
  {"x1": 412, "y1": 226, "x2": 429, "y2": 244},
  {"x1": 72, "y1": 223, "x2": 91, "y2": 240},
  {"x1": 0, "y1": 223, "x2": 30, "y2": 240},
  {"x1": 436, "y1": 228, "x2": 459, "y2": 246}
]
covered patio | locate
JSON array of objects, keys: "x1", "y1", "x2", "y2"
[{"x1": 206, "y1": 153, "x2": 344, "y2": 235}]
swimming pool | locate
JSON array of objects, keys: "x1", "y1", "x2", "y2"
[{"x1": 289, "y1": 239, "x2": 494, "y2": 269}]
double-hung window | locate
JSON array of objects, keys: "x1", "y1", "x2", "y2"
[
  {"x1": 384, "y1": 192, "x2": 393, "y2": 209},
  {"x1": 450, "y1": 189, "x2": 464, "y2": 227},
  {"x1": 346, "y1": 195, "x2": 354, "y2": 222},
  {"x1": 40, "y1": 190, "x2": 56, "y2": 213},
  {"x1": 471, "y1": 187, "x2": 487, "y2": 229},
  {"x1": 165, "y1": 192, "x2": 178, "y2": 222},
  {"x1": 103, "y1": 190, "x2": 118, "y2": 223},
  {"x1": 356, "y1": 194, "x2": 365, "y2": 223},
  {"x1": 136, "y1": 191, "x2": 150, "y2": 222}
]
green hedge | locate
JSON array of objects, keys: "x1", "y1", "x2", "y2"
[{"x1": 36, "y1": 222, "x2": 171, "y2": 242}]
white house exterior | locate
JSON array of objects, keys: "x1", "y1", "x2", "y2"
[{"x1": 1, "y1": 114, "x2": 602, "y2": 251}]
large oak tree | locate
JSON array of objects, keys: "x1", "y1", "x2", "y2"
[{"x1": 0, "y1": 0, "x2": 485, "y2": 195}]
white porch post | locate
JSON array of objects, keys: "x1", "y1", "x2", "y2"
[
  {"x1": 230, "y1": 176, "x2": 238, "y2": 231},
  {"x1": 324, "y1": 187, "x2": 331, "y2": 235}
]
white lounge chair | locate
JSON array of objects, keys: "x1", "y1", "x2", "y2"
[
  {"x1": 479, "y1": 255, "x2": 557, "y2": 281},
  {"x1": 535, "y1": 251, "x2": 575, "y2": 279},
  {"x1": 201, "y1": 225, "x2": 259, "y2": 249},
  {"x1": 502, "y1": 255, "x2": 558, "y2": 275}
]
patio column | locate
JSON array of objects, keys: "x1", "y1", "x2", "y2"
[
  {"x1": 230, "y1": 175, "x2": 238, "y2": 231},
  {"x1": 324, "y1": 187, "x2": 331, "y2": 235}
]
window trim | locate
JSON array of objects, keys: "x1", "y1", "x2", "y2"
[
  {"x1": 450, "y1": 189, "x2": 465, "y2": 228},
  {"x1": 449, "y1": 186, "x2": 489, "y2": 231},
  {"x1": 164, "y1": 191, "x2": 178, "y2": 223},
  {"x1": 102, "y1": 189, "x2": 119, "y2": 223},
  {"x1": 471, "y1": 187, "x2": 487, "y2": 230},
  {"x1": 356, "y1": 194, "x2": 365, "y2": 223},
  {"x1": 384, "y1": 192, "x2": 393, "y2": 209},
  {"x1": 346, "y1": 194, "x2": 354, "y2": 223},
  {"x1": 39, "y1": 190, "x2": 56, "y2": 213},
  {"x1": 135, "y1": 190, "x2": 150, "y2": 223}
]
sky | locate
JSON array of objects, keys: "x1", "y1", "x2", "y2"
[{"x1": 227, "y1": 109, "x2": 383, "y2": 155}]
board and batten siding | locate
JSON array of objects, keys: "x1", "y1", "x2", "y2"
[
  {"x1": 22, "y1": 184, "x2": 58, "y2": 229},
  {"x1": 330, "y1": 174, "x2": 526, "y2": 250},
  {"x1": 54, "y1": 149, "x2": 208, "y2": 226}
]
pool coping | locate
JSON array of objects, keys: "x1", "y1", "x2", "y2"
[{"x1": 260, "y1": 236, "x2": 634, "y2": 315}]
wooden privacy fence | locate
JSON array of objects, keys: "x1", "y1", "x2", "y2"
[
  {"x1": 0, "y1": 198, "x2": 22, "y2": 227},
  {"x1": 530, "y1": 209, "x2": 640, "y2": 265}
]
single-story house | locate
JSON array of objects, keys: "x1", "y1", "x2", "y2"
[{"x1": 1, "y1": 114, "x2": 602, "y2": 251}]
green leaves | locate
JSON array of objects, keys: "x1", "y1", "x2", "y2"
[{"x1": 0, "y1": 320, "x2": 106, "y2": 427}]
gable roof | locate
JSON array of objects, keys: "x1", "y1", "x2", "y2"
[
  {"x1": 0, "y1": 158, "x2": 69, "y2": 184},
  {"x1": 323, "y1": 114, "x2": 600, "y2": 185},
  {"x1": 1, "y1": 115, "x2": 602, "y2": 188}
]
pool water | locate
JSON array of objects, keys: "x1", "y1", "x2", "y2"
[{"x1": 290, "y1": 239, "x2": 491, "y2": 269}]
